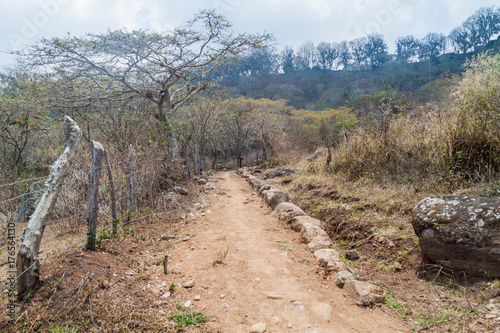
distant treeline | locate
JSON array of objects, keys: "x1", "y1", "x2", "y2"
[{"x1": 215, "y1": 6, "x2": 500, "y2": 109}]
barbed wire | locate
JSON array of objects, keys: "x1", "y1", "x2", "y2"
[
  {"x1": 0, "y1": 176, "x2": 50, "y2": 189},
  {"x1": 0, "y1": 208, "x2": 157, "y2": 293}
]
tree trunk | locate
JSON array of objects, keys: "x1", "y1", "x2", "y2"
[
  {"x1": 17, "y1": 116, "x2": 82, "y2": 300},
  {"x1": 86, "y1": 140, "x2": 105, "y2": 251},
  {"x1": 158, "y1": 89, "x2": 178, "y2": 161}
]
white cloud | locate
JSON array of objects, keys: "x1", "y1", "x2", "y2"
[{"x1": 0, "y1": 0, "x2": 498, "y2": 67}]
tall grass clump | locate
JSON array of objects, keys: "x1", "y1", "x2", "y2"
[
  {"x1": 446, "y1": 52, "x2": 500, "y2": 181},
  {"x1": 328, "y1": 104, "x2": 449, "y2": 183},
  {"x1": 326, "y1": 52, "x2": 500, "y2": 187}
]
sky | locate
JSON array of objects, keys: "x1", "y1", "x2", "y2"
[{"x1": 0, "y1": 0, "x2": 498, "y2": 68}]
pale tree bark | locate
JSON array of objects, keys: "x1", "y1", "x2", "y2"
[{"x1": 17, "y1": 116, "x2": 82, "y2": 300}]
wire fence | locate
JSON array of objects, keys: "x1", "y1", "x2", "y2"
[{"x1": 0, "y1": 144, "x2": 174, "y2": 296}]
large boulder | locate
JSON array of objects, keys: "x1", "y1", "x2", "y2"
[
  {"x1": 263, "y1": 167, "x2": 300, "y2": 179},
  {"x1": 412, "y1": 195, "x2": 500, "y2": 277},
  {"x1": 262, "y1": 189, "x2": 289, "y2": 209},
  {"x1": 291, "y1": 216, "x2": 325, "y2": 232},
  {"x1": 300, "y1": 223, "x2": 329, "y2": 243},
  {"x1": 272, "y1": 202, "x2": 306, "y2": 222}
]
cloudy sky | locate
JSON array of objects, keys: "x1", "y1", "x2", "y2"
[{"x1": 0, "y1": 0, "x2": 498, "y2": 67}]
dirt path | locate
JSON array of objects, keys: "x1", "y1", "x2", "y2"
[{"x1": 168, "y1": 172, "x2": 407, "y2": 333}]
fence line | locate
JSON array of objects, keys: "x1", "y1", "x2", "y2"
[
  {"x1": 0, "y1": 141, "x2": 173, "y2": 296},
  {"x1": 0, "y1": 203, "x2": 158, "y2": 294}
]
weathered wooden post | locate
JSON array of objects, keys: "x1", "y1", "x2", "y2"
[
  {"x1": 146, "y1": 146, "x2": 153, "y2": 213},
  {"x1": 124, "y1": 145, "x2": 133, "y2": 224},
  {"x1": 86, "y1": 141, "x2": 105, "y2": 251},
  {"x1": 103, "y1": 150, "x2": 118, "y2": 235},
  {"x1": 17, "y1": 116, "x2": 82, "y2": 300}
]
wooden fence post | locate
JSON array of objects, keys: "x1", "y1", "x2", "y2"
[
  {"x1": 17, "y1": 116, "x2": 82, "y2": 300},
  {"x1": 125, "y1": 144, "x2": 133, "y2": 224},
  {"x1": 86, "y1": 141, "x2": 105, "y2": 251},
  {"x1": 103, "y1": 150, "x2": 118, "y2": 235},
  {"x1": 146, "y1": 146, "x2": 153, "y2": 212}
]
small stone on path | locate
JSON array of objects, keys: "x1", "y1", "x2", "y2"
[
  {"x1": 182, "y1": 280, "x2": 195, "y2": 288},
  {"x1": 182, "y1": 236, "x2": 191, "y2": 241},
  {"x1": 249, "y1": 322, "x2": 266, "y2": 333},
  {"x1": 184, "y1": 300, "x2": 192, "y2": 308},
  {"x1": 194, "y1": 295, "x2": 201, "y2": 301},
  {"x1": 266, "y1": 293, "x2": 284, "y2": 299}
]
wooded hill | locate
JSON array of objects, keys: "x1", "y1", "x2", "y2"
[{"x1": 216, "y1": 6, "x2": 500, "y2": 110}]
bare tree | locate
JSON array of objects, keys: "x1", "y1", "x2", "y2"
[{"x1": 15, "y1": 10, "x2": 271, "y2": 161}]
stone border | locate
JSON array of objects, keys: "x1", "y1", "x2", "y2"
[{"x1": 237, "y1": 167, "x2": 385, "y2": 307}]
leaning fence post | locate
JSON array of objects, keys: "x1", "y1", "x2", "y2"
[
  {"x1": 86, "y1": 141, "x2": 105, "y2": 251},
  {"x1": 17, "y1": 116, "x2": 82, "y2": 300},
  {"x1": 124, "y1": 144, "x2": 133, "y2": 224},
  {"x1": 103, "y1": 150, "x2": 118, "y2": 235}
]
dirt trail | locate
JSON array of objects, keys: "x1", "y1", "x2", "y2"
[{"x1": 169, "y1": 172, "x2": 407, "y2": 333}]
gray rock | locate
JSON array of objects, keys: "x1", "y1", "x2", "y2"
[
  {"x1": 194, "y1": 295, "x2": 201, "y2": 301},
  {"x1": 272, "y1": 202, "x2": 306, "y2": 222},
  {"x1": 300, "y1": 223, "x2": 329, "y2": 243},
  {"x1": 242, "y1": 172, "x2": 252, "y2": 179},
  {"x1": 198, "y1": 178, "x2": 208, "y2": 185},
  {"x1": 173, "y1": 186, "x2": 188, "y2": 195},
  {"x1": 264, "y1": 167, "x2": 300, "y2": 179},
  {"x1": 314, "y1": 249, "x2": 340, "y2": 267},
  {"x1": 334, "y1": 271, "x2": 356, "y2": 288},
  {"x1": 345, "y1": 250, "x2": 360, "y2": 261},
  {"x1": 412, "y1": 195, "x2": 500, "y2": 277},
  {"x1": 325, "y1": 260, "x2": 348, "y2": 276},
  {"x1": 249, "y1": 323, "x2": 266, "y2": 333},
  {"x1": 307, "y1": 236, "x2": 333, "y2": 252},
  {"x1": 184, "y1": 300, "x2": 193, "y2": 308},
  {"x1": 291, "y1": 216, "x2": 325, "y2": 232},
  {"x1": 262, "y1": 189, "x2": 290, "y2": 209},
  {"x1": 344, "y1": 280, "x2": 385, "y2": 306},
  {"x1": 258, "y1": 184, "x2": 272, "y2": 197}
]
